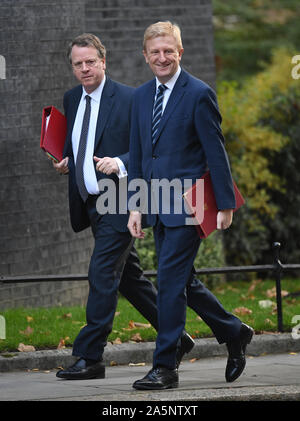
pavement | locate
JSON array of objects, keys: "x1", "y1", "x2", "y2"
[{"x1": 1, "y1": 333, "x2": 300, "y2": 405}]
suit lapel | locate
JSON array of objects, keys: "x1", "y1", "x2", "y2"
[
  {"x1": 152, "y1": 70, "x2": 188, "y2": 147},
  {"x1": 143, "y1": 80, "x2": 156, "y2": 147},
  {"x1": 94, "y1": 78, "x2": 115, "y2": 152},
  {"x1": 64, "y1": 86, "x2": 82, "y2": 157}
]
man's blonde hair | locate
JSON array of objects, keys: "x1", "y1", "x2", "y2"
[{"x1": 143, "y1": 21, "x2": 183, "y2": 51}]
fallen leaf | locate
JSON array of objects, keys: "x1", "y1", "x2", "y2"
[
  {"x1": 258, "y1": 331, "x2": 277, "y2": 335},
  {"x1": 112, "y1": 337, "x2": 122, "y2": 345},
  {"x1": 26, "y1": 316, "x2": 34, "y2": 323},
  {"x1": 271, "y1": 307, "x2": 277, "y2": 315},
  {"x1": 233, "y1": 307, "x2": 253, "y2": 315},
  {"x1": 129, "y1": 362, "x2": 146, "y2": 366},
  {"x1": 115, "y1": 311, "x2": 120, "y2": 317},
  {"x1": 264, "y1": 318, "x2": 275, "y2": 326},
  {"x1": 62, "y1": 312, "x2": 72, "y2": 319},
  {"x1": 122, "y1": 320, "x2": 136, "y2": 331},
  {"x1": 266, "y1": 287, "x2": 288, "y2": 298},
  {"x1": 248, "y1": 279, "x2": 261, "y2": 293},
  {"x1": 18, "y1": 343, "x2": 36, "y2": 352},
  {"x1": 128, "y1": 320, "x2": 136, "y2": 329},
  {"x1": 19, "y1": 326, "x2": 34, "y2": 336},
  {"x1": 110, "y1": 361, "x2": 118, "y2": 366},
  {"x1": 131, "y1": 333, "x2": 143, "y2": 342},
  {"x1": 133, "y1": 322, "x2": 151, "y2": 328},
  {"x1": 189, "y1": 358, "x2": 197, "y2": 363},
  {"x1": 289, "y1": 352, "x2": 297, "y2": 355},
  {"x1": 57, "y1": 338, "x2": 66, "y2": 349},
  {"x1": 259, "y1": 299, "x2": 275, "y2": 309}
]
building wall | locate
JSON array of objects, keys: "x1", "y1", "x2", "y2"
[{"x1": 0, "y1": 0, "x2": 215, "y2": 309}]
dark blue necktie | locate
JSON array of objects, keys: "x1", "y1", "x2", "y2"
[
  {"x1": 152, "y1": 84, "x2": 167, "y2": 144},
  {"x1": 75, "y1": 95, "x2": 91, "y2": 202}
]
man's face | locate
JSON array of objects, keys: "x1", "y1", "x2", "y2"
[
  {"x1": 143, "y1": 35, "x2": 183, "y2": 84},
  {"x1": 71, "y1": 45, "x2": 106, "y2": 93}
]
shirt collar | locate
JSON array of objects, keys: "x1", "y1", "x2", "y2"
[
  {"x1": 82, "y1": 74, "x2": 106, "y2": 103},
  {"x1": 155, "y1": 66, "x2": 181, "y2": 92}
]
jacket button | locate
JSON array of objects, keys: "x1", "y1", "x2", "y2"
[{"x1": 152, "y1": 155, "x2": 157, "y2": 159}]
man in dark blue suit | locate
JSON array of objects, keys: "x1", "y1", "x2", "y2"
[
  {"x1": 128, "y1": 22, "x2": 254, "y2": 390},
  {"x1": 52, "y1": 33, "x2": 194, "y2": 380}
]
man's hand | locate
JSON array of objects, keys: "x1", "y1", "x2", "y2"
[
  {"x1": 94, "y1": 156, "x2": 119, "y2": 175},
  {"x1": 127, "y1": 211, "x2": 145, "y2": 239},
  {"x1": 217, "y1": 209, "x2": 233, "y2": 230},
  {"x1": 50, "y1": 156, "x2": 69, "y2": 175}
]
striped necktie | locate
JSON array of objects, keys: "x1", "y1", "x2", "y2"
[
  {"x1": 152, "y1": 84, "x2": 167, "y2": 144},
  {"x1": 75, "y1": 95, "x2": 91, "y2": 202}
]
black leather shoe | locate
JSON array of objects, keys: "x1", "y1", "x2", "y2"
[
  {"x1": 56, "y1": 358, "x2": 105, "y2": 380},
  {"x1": 225, "y1": 323, "x2": 254, "y2": 382},
  {"x1": 176, "y1": 331, "x2": 195, "y2": 368},
  {"x1": 133, "y1": 367, "x2": 178, "y2": 390}
]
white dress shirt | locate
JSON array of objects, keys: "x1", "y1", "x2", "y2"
[{"x1": 72, "y1": 75, "x2": 126, "y2": 196}]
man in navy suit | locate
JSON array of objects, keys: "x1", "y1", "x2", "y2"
[
  {"x1": 128, "y1": 22, "x2": 254, "y2": 390},
  {"x1": 51, "y1": 33, "x2": 194, "y2": 380}
]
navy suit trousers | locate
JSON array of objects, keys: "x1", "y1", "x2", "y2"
[
  {"x1": 152, "y1": 220, "x2": 241, "y2": 370},
  {"x1": 72, "y1": 196, "x2": 133, "y2": 360},
  {"x1": 72, "y1": 197, "x2": 241, "y2": 363}
]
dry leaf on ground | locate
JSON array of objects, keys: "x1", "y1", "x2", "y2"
[
  {"x1": 129, "y1": 362, "x2": 146, "y2": 366},
  {"x1": 266, "y1": 287, "x2": 288, "y2": 298},
  {"x1": 259, "y1": 299, "x2": 275, "y2": 309},
  {"x1": 233, "y1": 306, "x2": 253, "y2": 315},
  {"x1": 248, "y1": 279, "x2": 261, "y2": 293},
  {"x1": 18, "y1": 343, "x2": 36, "y2": 352},
  {"x1": 131, "y1": 333, "x2": 143, "y2": 342},
  {"x1": 57, "y1": 338, "x2": 66, "y2": 349},
  {"x1": 19, "y1": 326, "x2": 34, "y2": 336},
  {"x1": 133, "y1": 322, "x2": 151, "y2": 328}
]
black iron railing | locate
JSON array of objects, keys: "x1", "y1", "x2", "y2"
[{"x1": 1, "y1": 242, "x2": 300, "y2": 332}]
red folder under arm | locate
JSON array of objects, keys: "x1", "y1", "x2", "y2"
[
  {"x1": 183, "y1": 171, "x2": 245, "y2": 238},
  {"x1": 40, "y1": 106, "x2": 67, "y2": 163}
]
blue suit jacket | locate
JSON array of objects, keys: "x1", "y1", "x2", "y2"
[
  {"x1": 128, "y1": 69, "x2": 236, "y2": 227},
  {"x1": 63, "y1": 78, "x2": 134, "y2": 233}
]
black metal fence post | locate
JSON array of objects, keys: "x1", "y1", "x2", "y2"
[{"x1": 273, "y1": 242, "x2": 284, "y2": 332}]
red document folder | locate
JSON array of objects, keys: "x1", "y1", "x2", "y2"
[
  {"x1": 183, "y1": 171, "x2": 245, "y2": 238},
  {"x1": 40, "y1": 106, "x2": 67, "y2": 163}
]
